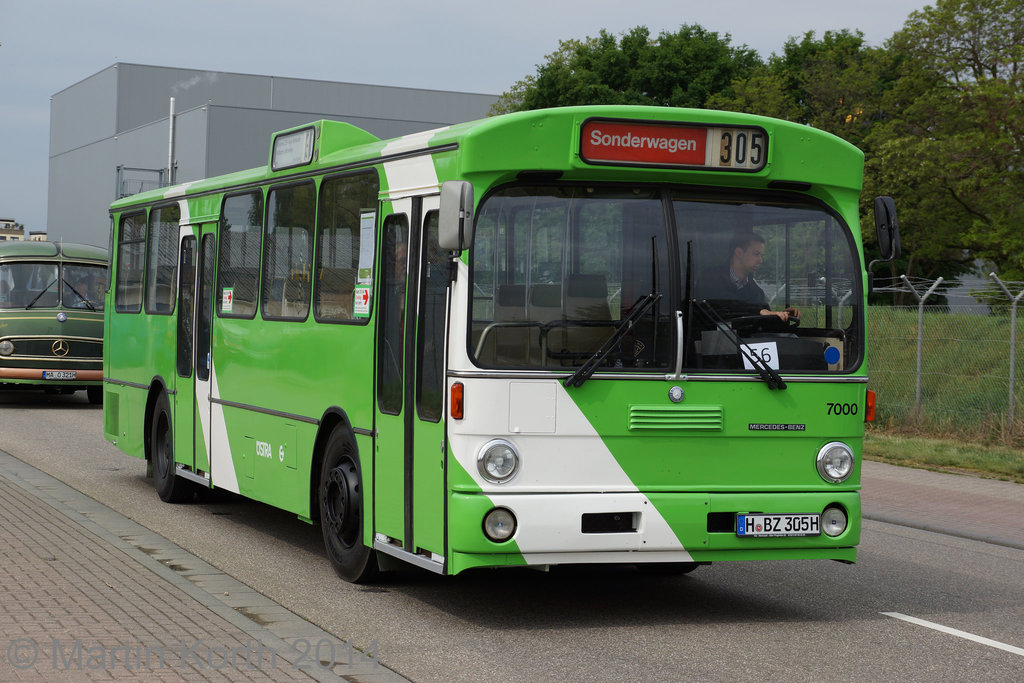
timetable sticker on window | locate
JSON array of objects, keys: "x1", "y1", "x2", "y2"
[
  {"x1": 358, "y1": 211, "x2": 375, "y2": 285},
  {"x1": 353, "y1": 286, "x2": 371, "y2": 317}
]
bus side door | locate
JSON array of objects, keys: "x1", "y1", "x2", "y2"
[
  {"x1": 374, "y1": 195, "x2": 447, "y2": 564},
  {"x1": 172, "y1": 225, "x2": 215, "y2": 480}
]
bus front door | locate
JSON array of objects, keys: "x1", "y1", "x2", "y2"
[
  {"x1": 193, "y1": 229, "x2": 215, "y2": 477},
  {"x1": 374, "y1": 196, "x2": 447, "y2": 570}
]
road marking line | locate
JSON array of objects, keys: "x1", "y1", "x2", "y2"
[{"x1": 882, "y1": 612, "x2": 1024, "y2": 657}]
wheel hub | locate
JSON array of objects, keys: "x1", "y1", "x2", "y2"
[{"x1": 322, "y1": 462, "x2": 359, "y2": 547}]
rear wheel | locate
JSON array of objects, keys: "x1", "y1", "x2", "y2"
[
  {"x1": 150, "y1": 393, "x2": 192, "y2": 503},
  {"x1": 319, "y1": 428, "x2": 378, "y2": 583}
]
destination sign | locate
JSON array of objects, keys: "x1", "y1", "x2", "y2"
[
  {"x1": 580, "y1": 119, "x2": 767, "y2": 171},
  {"x1": 271, "y1": 126, "x2": 316, "y2": 171}
]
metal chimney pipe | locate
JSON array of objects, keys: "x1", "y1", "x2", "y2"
[{"x1": 168, "y1": 97, "x2": 176, "y2": 185}]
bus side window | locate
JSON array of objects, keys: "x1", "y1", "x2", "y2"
[
  {"x1": 218, "y1": 192, "x2": 263, "y2": 319},
  {"x1": 262, "y1": 182, "x2": 314, "y2": 321},
  {"x1": 377, "y1": 214, "x2": 409, "y2": 414},
  {"x1": 115, "y1": 211, "x2": 146, "y2": 313},
  {"x1": 315, "y1": 171, "x2": 379, "y2": 323},
  {"x1": 416, "y1": 210, "x2": 445, "y2": 422},
  {"x1": 146, "y1": 204, "x2": 179, "y2": 315}
]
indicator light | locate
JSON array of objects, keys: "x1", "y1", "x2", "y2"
[{"x1": 450, "y1": 382, "x2": 464, "y2": 420}]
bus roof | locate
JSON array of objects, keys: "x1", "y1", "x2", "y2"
[
  {"x1": 110, "y1": 105, "x2": 864, "y2": 212},
  {"x1": 0, "y1": 241, "x2": 108, "y2": 262}
]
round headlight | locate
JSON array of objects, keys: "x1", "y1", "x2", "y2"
[
  {"x1": 816, "y1": 441, "x2": 854, "y2": 483},
  {"x1": 483, "y1": 507, "x2": 517, "y2": 542},
  {"x1": 821, "y1": 506, "x2": 848, "y2": 537},
  {"x1": 0, "y1": 340, "x2": 13, "y2": 356},
  {"x1": 477, "y1": 439, "x2": 520, "y2": 484}
]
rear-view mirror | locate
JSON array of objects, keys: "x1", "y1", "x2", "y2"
[
  {"x1": 439, "y1": 181, "x2": 474, "y2": 251},
  {"x1": 873, "y1": 196, "x2": 901, "y2": 261}
]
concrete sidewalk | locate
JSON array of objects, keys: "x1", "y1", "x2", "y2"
[
  {"x1": 0, "y1": 450, "x2": 1020, "y2": 681},
  {"x1": 0, "y1": 449, "x2": 408, "y2": 682},
  {"x1": 861, "y1": 459, "x2": 1024, "y2": 550}
]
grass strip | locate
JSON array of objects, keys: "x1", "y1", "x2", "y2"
[{"x1": 864, "y1": 431, "x2": 1024, "y2": 484}]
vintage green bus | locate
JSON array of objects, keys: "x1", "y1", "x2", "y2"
[
  {"x1": 0, "y1": 241, "x2": 107, "y2": 403},
  {"x1": 104, "y1": 106, "x2": 898, "y2": 581}
]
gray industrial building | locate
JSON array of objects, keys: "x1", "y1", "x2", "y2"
[{"x1": 48, "y1": 63, "x2": 497, "y2": 247}]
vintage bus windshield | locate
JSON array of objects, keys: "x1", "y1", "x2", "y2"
[
  {"x1": 0, "y1": 261, "x2": 106, "y2": 311},
  {"x1": 470, "y1": 185, "x2": 859, "y2": 373}
]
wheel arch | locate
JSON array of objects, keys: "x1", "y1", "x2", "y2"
[
  {"x1": 143, "y1": 376, "x2": 171, "y2": 467},
  {"x1": 310, "y1": 406, "x2": 359, "y2": 524}
]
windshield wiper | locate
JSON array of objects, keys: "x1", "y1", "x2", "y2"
[
  {"x1": 62, "y1": 278, "x2": 96, "y2": 311},
  {"x1": 24, "y1": 279, "x2": 57, "y2": 310},
  {"x1": 691, "y1": 298, "x2": 787, "y2": 390},
  {"x1": 563, "y1": 293, "x2": 662, "y2": 389}
]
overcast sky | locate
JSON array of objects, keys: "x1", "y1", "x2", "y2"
[{"x1": 1, "y1": 0, "x2": 933, "y2": 235}]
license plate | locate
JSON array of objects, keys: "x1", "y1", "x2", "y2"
[
  {"x1": 43, "y1": 370, "x2": 77, "y2": 380},
  {"x1": 737, "y1": 513, "x2": 820, "y2": 537}
]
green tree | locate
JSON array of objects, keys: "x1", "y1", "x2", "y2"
[
  {"x1": 862, "y1": 0, "x2": 1024, "y2": 279},
  {"x1": 708, "y1": 30, "x2": 897, "y2": 148},
  {"x1": 490, "y1": 25, "x2": 761, "y2": 115}
]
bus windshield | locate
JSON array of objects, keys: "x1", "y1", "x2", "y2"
[
  {"x1": 469, "y1": 185, "x2": 860, "y2": 374},
  {"x1": 0, "y1": 262, "x2": 106, "y2": 310}
]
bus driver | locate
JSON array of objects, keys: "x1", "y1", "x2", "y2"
[{"x1": 702, "y1": 231, "x2": 800, "y2": 322}]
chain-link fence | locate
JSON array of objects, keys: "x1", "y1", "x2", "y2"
[{"x1": 868, "y1": 274, "x2": 1024, "y2": 442}]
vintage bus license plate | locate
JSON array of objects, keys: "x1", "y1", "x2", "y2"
[
  {"x1": 43, "y1": 370, "x2": 77, "y2": 380},
  {"x1": 737, "y1": 513, "x2": 820, "y2": 537}
]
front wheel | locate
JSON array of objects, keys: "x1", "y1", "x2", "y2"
[
  {"x1": 150, "y1": 392, "x2": 193, "y2": 503},
  {"x1": 319, "y1": 428, "x2": 378, "y2": 583}
]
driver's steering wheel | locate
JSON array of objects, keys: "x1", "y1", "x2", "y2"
[{"x1": 729, "y1": 313, "x2": 800, "y2": 336}]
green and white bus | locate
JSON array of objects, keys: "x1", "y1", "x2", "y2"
[
  {"x1": 1, "y1": 241, "x2": 107, "y2": 403},
  {"x1": 104, "y1": 105, "x2": 899, "y2": 581}
]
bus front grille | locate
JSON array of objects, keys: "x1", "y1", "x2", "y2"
[
  {"x1": 628, "y1": 405, "x2": 724, "y2": 431},
  {"x1": 2, "y1": 337, "x2": 102, "y2": 359}
]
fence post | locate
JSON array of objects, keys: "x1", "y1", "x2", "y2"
[
  {"x1": 900, "y1": 275, "x2": 944, "y2": 418},
  {"x1": 988, "y1": 273, "x2": 1024, "y2": 422}
]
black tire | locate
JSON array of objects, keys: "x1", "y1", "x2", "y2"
[
  {"x1": 86, "y1": 386, "x2": 103, "y2": 405},
  {"x1": 150, "y1": 392, "x2": 193, "y2": 503},
  {"x1": 319, "y1": 428, "x2": 378, "y2": 583}
]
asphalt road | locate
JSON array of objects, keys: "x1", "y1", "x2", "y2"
[{"x1": 2, "y1": 389, "x2": 1022, "y2": 681}]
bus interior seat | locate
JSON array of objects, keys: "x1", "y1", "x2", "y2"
[
  {"x1": 318, "y1": 267, "x2": 355, "y2": 319},
  {"x1": 564, "y1": 274, "x2": 611, "y2": 320},
  {"x1": 529, "y1": 284, "x2": 563, "y2": 364},
  {"x1": 528, "y1": 284, "x2": 561, "y2": 320},
  {"x1": 495, "y1": 284, "x2": 527, "y2": 320},
  {"x1": 281, "y1": 279, "x2": 309, "y2": 318},
  {"x1": 487, "y1": 283, "x2": 530, "y2": 365},
  {"x1": 564, "y1": 273, "x2": 613, "y2": 360}
]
